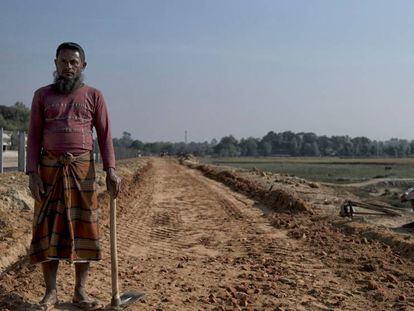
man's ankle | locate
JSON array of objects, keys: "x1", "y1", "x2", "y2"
[
  {"x1": 40, "y1": 289, "x2": 58, "y2": 304},
  {"x1": 45, "y1": 288, "x2": 57, "y2": 294},
  {"x1": 74, "y1": 286, "x2": 89, "y2": 298}
]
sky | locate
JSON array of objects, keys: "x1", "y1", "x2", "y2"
[{"x1": 1, "y1": 0, "x2": 414, "y2": 142}]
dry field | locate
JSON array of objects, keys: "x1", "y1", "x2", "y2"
[{"x1": 0, "y1": 157, "x2": 413, "y2": 310}]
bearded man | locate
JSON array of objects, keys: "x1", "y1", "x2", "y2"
[{"x1": 26, "y1": 42, "x2": 121, "y2": 310}]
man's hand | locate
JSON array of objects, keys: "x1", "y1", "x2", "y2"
[
  {"x1": 106, "y1": 168, "x2": 121, "y2": 198},
  {"x1": 29, "y1": 172, "x2": 45, "y2": 201}
]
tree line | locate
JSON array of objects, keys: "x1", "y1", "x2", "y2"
[
  {"x1": 114, "y1": 131, "x2": 414, "y2": 158},
  {"x1": 1, "y1": 103, "x2": 414, "y2": 157},
  {"x1": 0, "y1": 102, "x2": 30, "y2": 131}
]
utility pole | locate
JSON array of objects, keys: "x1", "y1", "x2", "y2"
[{"x1": 185, "y1": 130, "x2": 188, "y2": 144}]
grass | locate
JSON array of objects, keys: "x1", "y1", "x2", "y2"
[{"x1": 203, "y1": 157, "x2": 414, "y2": 184}]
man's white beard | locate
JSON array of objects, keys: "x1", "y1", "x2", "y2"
[{"x1": 53, "y1": 71, "x2": 85, "y2": 94}]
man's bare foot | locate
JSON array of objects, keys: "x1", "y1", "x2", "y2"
[
  {"x1": 39, "y1": 289, "x2": 58, "y2": 310},
  {"x1": 73, "y1": 288, "x2": 102, "y2": 310}
]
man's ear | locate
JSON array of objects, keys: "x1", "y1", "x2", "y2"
[
  {"x1": 82, "y1": 62, "x2": 87, "y2": 70},
  {"x1": 54, "y1": 59, "x2": 58, "y2": 68}
]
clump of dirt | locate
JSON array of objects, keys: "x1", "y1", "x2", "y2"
[
  {"x1": 336, "y1": 221, "x2": 414, "y2": 262},
  {"x1": 178, "y1": 153, "x2": 198, "y2": 165},
  {"x1": 266, "y1": 189, "x2": 310, "y2": 214},
  {"x1": 193, "y1": 164, "x2": 311, "y2": 214},
  {"x1": 0, "y1": 188, "x2": 33, "y2": 212}
]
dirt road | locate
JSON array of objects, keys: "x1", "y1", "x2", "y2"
[{"x1": 0, "y1": 158, "x2": 413, "y2": 310}]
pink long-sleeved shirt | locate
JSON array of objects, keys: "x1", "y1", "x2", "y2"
[{"x1": 26, "y1": 84, "x2": 116, "y2": 173}]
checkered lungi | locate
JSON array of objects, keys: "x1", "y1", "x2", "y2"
[{"x1": 29, "y1": 151, "x2": 101, "y2": 264}]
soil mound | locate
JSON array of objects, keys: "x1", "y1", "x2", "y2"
[
  {"x1": 0, "y1": 188, "x2": 33, "y2": 212},
  {"x1": 194, "y1": 164, "x2": 311, "y2": 214}
]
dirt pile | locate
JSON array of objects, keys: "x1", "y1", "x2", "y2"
[
  {"x1": 184, "y1": 159, "x2": 414, "y2": 263},
  {"x1": 115, "y1": 159, "x2": 153, "y2": 215},
  {"x1": 0, "y1": 188, "x2": 32, "y2": 212},
  {"x1": 0, "y1": 172, "x2": 34, "y2": 274},
  {"x1": 336, "y1": 221, "x2": 414, "y2": 262},
  {"x1": 187, "y1": 163, "x2": 311, "y2": 214},
  {"x1": 178, "y1": 153, "x2": 198, "y2": 166}
]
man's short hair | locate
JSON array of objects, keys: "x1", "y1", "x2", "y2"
[{"x1": 56, "y1": 42, "x2": 86, "y2": 62}]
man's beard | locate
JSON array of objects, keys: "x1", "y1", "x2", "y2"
[{"x1": 53, "y1": 71, "x2": 85, "y2": 94}]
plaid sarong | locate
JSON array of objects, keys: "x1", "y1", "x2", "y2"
[{"x1": 29, "y1": 151, "x2": 100, "y2": 264}]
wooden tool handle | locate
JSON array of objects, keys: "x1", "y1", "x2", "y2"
[{"x1": 110, "y1": 197, "x2": 121, "y2": 306}]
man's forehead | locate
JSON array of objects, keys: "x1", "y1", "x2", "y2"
[{"x1": 56, "y1": 49, "x2": 82, "y2": 59}]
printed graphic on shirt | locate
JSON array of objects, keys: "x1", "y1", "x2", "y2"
[{"x1": 44, "y1": 99, "x2": 93, "y2": 123}]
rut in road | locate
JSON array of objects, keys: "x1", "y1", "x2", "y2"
[{"x1": 0, "y1": 158, "x2": 410, "y2": 310}]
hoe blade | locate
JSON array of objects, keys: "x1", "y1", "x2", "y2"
[
  {"x1": 119, "y1": 291, "x2": 145, "y2": 306},
  {"x1": 106, "y1": 292, "x2": 145, "y2": 310}
]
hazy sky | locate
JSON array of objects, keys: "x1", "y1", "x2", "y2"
[{"x1": 1, "y1": 1, "x2": 414, "y2": 142}]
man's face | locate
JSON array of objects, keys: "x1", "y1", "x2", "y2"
[{"x1": 54, "y1": 49, "x2": 86, "y2": 80}]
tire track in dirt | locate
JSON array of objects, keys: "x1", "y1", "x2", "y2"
[{"x1": 108, "y1": 158, "x2": 375, "y2": 310}]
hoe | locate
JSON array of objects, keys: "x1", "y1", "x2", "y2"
[{"x1": 107, "y1": 197, "x2": 145, "y2": 309}]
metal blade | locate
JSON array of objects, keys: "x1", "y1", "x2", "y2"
[{"x1": 120, "y1": 292, "x2": 145, "y2": 307}]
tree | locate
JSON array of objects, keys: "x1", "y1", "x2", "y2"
[
  {"x1": 289, "y1": 137, "x2": 300, "y2": 155},
  {"x1": 261, "y1": 131, "x2": 277, "y2": 155},
  {"x1": 317, "y1": 135, "x2": 333, "y2": 156},
  {"x1": 119, "y1": 131, "x2": 133, "y2": 148},
  {"x1": 259, "y1": 141, "x2": 272, "y2": 156},
  {"x1": 214, "y1": 135, "x2": 240, "y2": 157},
  {"x1": 13, "y1": 102, "x2": 28, "y2": 110},
  {"x1": 0, "y1": 102, "x2": 30, "y2": 130},
  {"x1": 240, "y1": 137, "x2": 259, "y2": 156},
  {"x1": 130, "y1": 139, "x2": 144, "y2": 150},
  {"x1": 352, "y1": 137, "x2": 372, "y2": 156}
]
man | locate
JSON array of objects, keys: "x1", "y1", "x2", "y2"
[{"x1": 26, "y1": 42, "x2": 121, "y2": 310}]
